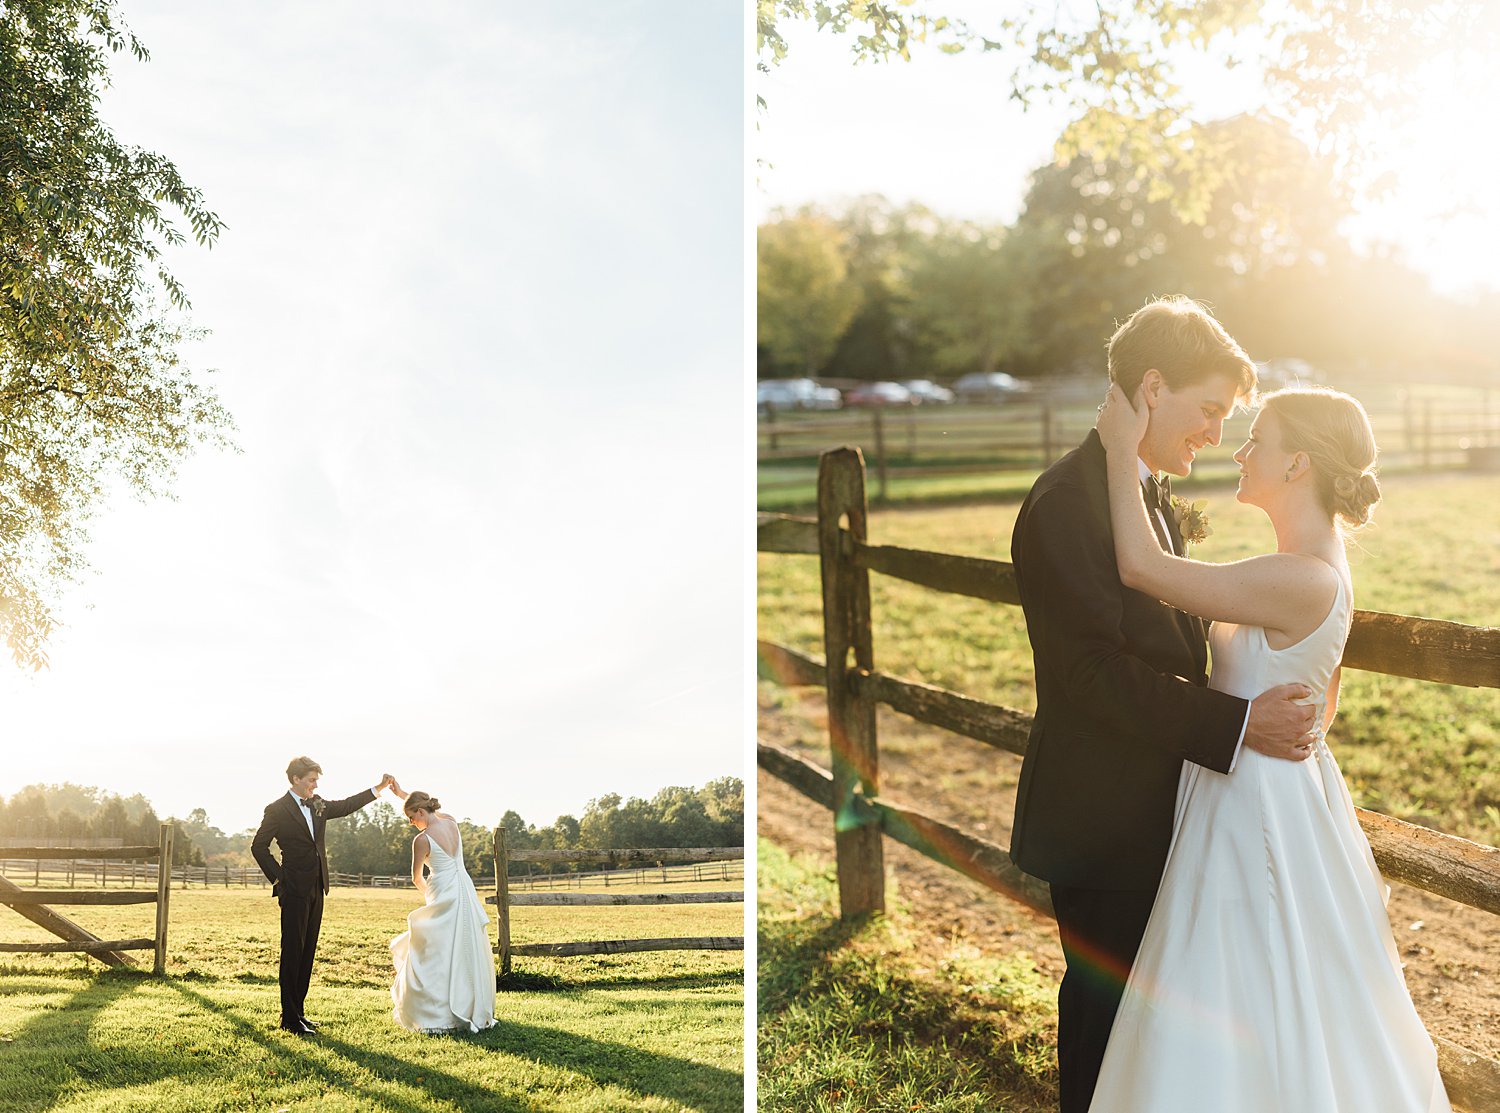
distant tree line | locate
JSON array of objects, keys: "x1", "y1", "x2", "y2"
[
  {"x1": 0, "y1": 778, "x2": 744, "y2": 878},
  {"x1": 0, "y1": 784, "x2": 220, "y2": 867},
  {"x1": 325, "y1": 778, "x2": 744, "y2": 878},
  {"x1": 759, "y1": 116, "x2": 1500, "y2": 386}
]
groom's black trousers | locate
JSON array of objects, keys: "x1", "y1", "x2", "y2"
[
  {"x1": 279, "y1": 888, "x2": 324, "y2": 1021},
  {"x1": 1051, "y1": 885, "x2": 1157, "y2": 1113}
]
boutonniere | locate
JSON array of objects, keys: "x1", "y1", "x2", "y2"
[
  {"x1": 1170, "y1": 496, "x2": 1212, "y2": 550},
  {"x1": 309, "y1": 796, "x2": 327, "y2": 818}
]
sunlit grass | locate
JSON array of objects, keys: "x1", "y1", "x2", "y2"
[
  {"x1": 0, "y1": 888, "x2": 743, "y2": 1112},
  {"x1": 756, "y1": 840, "x2": 1056, "y2": 1113}
]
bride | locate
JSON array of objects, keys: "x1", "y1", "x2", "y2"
[
  {"x1": 388, "y1": 783, "x2": 497, "y2": 1034},
  {"x1": 1089, "y1": 383, "x2": 1449, "y2": 1112}
]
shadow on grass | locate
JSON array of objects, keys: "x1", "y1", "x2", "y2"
[
  {"x1": 173, "y1": 982, "x2": 742, "y2": 1113},
  {"x1": 758, "y1": 893, "x2": 1057, "y2": 1112},
  {"x1": 538, "y1": 969, "x2": 743, "y2": 993},
  {"x1": 0, "y1": 968, "x2": 153, "y2": 1109}
]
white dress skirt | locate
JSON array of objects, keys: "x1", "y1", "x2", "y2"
[
  {"x1": 1089, "y1": 575, "x2": 1450, "y2": 1112},
  {"x1": 390, "y1": 830, "x2": 497, "y2": 1034}
]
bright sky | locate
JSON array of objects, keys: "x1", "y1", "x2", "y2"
[
  {"x1": 0, "y1": 1, "x2": 745, "y2": 834},
  {"x1": 756, "y1": 7, "x2": 1500, "y2": 298}
]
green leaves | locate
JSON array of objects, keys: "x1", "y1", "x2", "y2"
[{"x1": 0, "y1": 0, "x2": 232, "y2": 668}]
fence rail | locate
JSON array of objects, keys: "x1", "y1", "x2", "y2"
[
  {"x1": 758, "y1": 391, "x2": 1500, "y2": 502},
  {"x1": 488, "y1": 831, "x2": 744, "y2": 974},
  {"x1": 756, "y1": 448, "x2": 1500, "y2": 1111},
  {"x1": 0, "y1": 824, "x2": 175, "y2": 972}
]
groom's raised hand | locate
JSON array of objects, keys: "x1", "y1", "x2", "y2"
[
  {"x1": 377, "y1": 773, "x2": 396, "y2": 792},
  {"x1": 1245, "y1": 683, "x2": 1318, "y2": 762}
]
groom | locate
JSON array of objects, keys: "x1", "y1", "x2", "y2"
[
  {"x1": 1009, "y1": 297, "x2": 1319, "y2": 1112},
  {"x1": 251, "y1": 757, "x2": 393, "y2": 1034}
]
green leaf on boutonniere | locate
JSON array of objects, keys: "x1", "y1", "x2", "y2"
[{"x1": 1170, "y1": 496, "x2": 1213, "y2": 548}]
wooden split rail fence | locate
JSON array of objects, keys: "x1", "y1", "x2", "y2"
[
  {"x1": 488, "y1": 829, "x2": 743, "y2": 975},
  {"x1": 758, "y1": 447, "x2": 1500, "y2": 1111},
  {"x1": 758, "y1": 394, "x2": 1500, "y2": 503},
  {"x1": 0, "y1": 824, "x2": 175, "y2": 973}
]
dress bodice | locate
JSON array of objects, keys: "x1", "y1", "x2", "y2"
[
  {"x1": 423, "y1": 830, "x2": 465, "y2": 881},
  {"x1": 1207, "y1": 566, "x2": 1351, "y2": 732}
]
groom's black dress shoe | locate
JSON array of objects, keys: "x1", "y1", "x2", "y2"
[
  {"x1": 278, "y1": 1017, "x2": 315, "y2": 1036},
  {"x1": 299, "y1": 1017, "x2": 320, "y2": 1032}
]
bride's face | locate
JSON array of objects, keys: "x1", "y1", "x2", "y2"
[
  {"x1": 408, "y1": 808, "x2": 429, "y2": 829},
  {"x1": 1232, "y1": 412, "x2": 1288, "y2": 507}
]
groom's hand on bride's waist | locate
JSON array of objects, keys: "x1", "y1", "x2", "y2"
[{"x1": 1245, "y1": 683, "x2": 1318, "y2": 762}]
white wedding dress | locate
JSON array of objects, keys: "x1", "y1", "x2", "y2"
[
  {"x1": 390, "y1": 827, "x2": 498, "y2": 1034},
  {"x1": 1090, "y1": 568, "x2": 1450, "y2": 1112}
]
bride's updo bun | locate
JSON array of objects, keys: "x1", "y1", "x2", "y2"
[
  {"x1": 404, "y1": 791, "x2": 441, "y2": 816},
  {"x1": 1259, "y1": 387, "x2": 1381, "y2": 529}
]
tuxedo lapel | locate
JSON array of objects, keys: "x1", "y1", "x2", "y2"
[
  {"x1": 1081, "y1": 432, "x2": 1209, "y2": 673},
  {"x1": 1161, "y1": 500, "x2": 1186, "y2": 556},
  {"x1": 283, "y1": 795, "x2": 315, "y2": 844}
]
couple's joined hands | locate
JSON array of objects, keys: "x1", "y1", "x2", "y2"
[{"x1": 378, "y1": 773, "x2": 407, "y2": 798}]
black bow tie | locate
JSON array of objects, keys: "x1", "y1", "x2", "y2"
[
  {"x1": 298, "y1": 797, "x2": 314, "y2": 808},
  {"x1": 1144, "y1": 474, "x2": 1172, "y2": 517}
]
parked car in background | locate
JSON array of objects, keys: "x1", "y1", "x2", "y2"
[
  {"x1": 1255, "y1": 358, "x2": 1317, "y2": 391},
  {"x1": 953, "y1": 371, "x2": 1029, "y2": 404},
  {"x1": 756, "y1": 377, "x2": 842, "y2": 413},
  {"x1": 843, "y1": 381, "x2": 914, "y2": 408},
  {"x1": 901, "y1": 379, "x2": 955, "y2": 405}
]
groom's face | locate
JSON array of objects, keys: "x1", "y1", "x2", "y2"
[
  {"x1": 291, "y1": 771, "x2": 319, "y2": 799},
  {"x1": 1140, "y1": 370, "x2": 1241, "y2": 477}
]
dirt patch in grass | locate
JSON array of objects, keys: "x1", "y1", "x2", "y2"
[{"x1": 758, "y1": 685, "x2": 1500, "y2": 1061}]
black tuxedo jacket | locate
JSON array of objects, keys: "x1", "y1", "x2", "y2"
[
  {"x1": 251, "y1": 789, "x2": 375, "y2": 900},
  {"x1": 1009, "y1": 430, "x2": 1248, "y2": 891}
]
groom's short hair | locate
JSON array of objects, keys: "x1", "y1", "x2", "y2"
[
  {"x1": 286, "y1": 756, "x2": 322, "y2": 781},
  {"x1": 1107, "y1": 296, "x2": 1256, "y2": 399}
]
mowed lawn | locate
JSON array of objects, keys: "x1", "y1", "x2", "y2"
[
  {"x1": 760, "y1": 470, "x2": 1500, "y2": 843},
  {"x1": 0, "y1": 881, "x2": 744, "y2": 1112}
]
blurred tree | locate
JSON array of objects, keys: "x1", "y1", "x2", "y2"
[
  {"x1": 324, "y1": 801, "x2": 409, "y2": 876},
  {"x1": 698, "y1": 776, "x2": 745, "y2": 845},
  {"x1": 758, "y1": 211, "x2": 863, "y2": 376},
  {"x1": 904, "y1": 219, "x2": 1031, "y2": 376},
  {"x1": 820, "y1": 197, "x2": 933, "y2": 381},
  {"x1": 651, "y1": 785, "x2": 714, "y2": 848},
  {"x1": 53, "y1": 805, "x2": 85, "y2": 838},
  {"x1": 178, "y1": 805, "x2": 236, "y2": 861},
  {"x1": 578, "y1": 792, "x2": 623, "y2": 850},
  {"x1": 128, "y1": 804, "x2": 160, "y2": 847},
  {"x1": 1, "y1": 0, "x2": 231, "y2": 669},
  {"x1": 6, "y1": 789, "x2": 52, "y2": 836},
  {"x1": 93, "y1": 796, "x2": 130, "y2": 840},
  {"x1": 996, "y1": 114, "x2": 1413, "y2": 376},
  {"x1": 758, "y1": 2, "x2": 1500, "y2": 221},
  {"x1": 551, "y1": 814, "x2": 581, "y2": 848}
]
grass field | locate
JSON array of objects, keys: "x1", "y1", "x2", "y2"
[
  {"x1": 757, "y1": 840, "x2": 1055, "y2": 1113},
  {"x1": 0, "y1": 879, "x2": 743, "y2": 1112},
  {"x1": 760, "y1": 469, "x2": 1500, "y2": 842}
]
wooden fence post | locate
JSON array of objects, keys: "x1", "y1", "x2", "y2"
[
  {"x1": 154, "y1": 823, "x2": 173, "y2": 975},
  {"x1": 494, "y1": 826, "x2": 512, "y2": 977},
  {"x1": 871, "y1": 409, "x2": 888, "y2": 503},
  {"x1": 818, "y1": 447, "x2": 885, "y2": 920}
]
